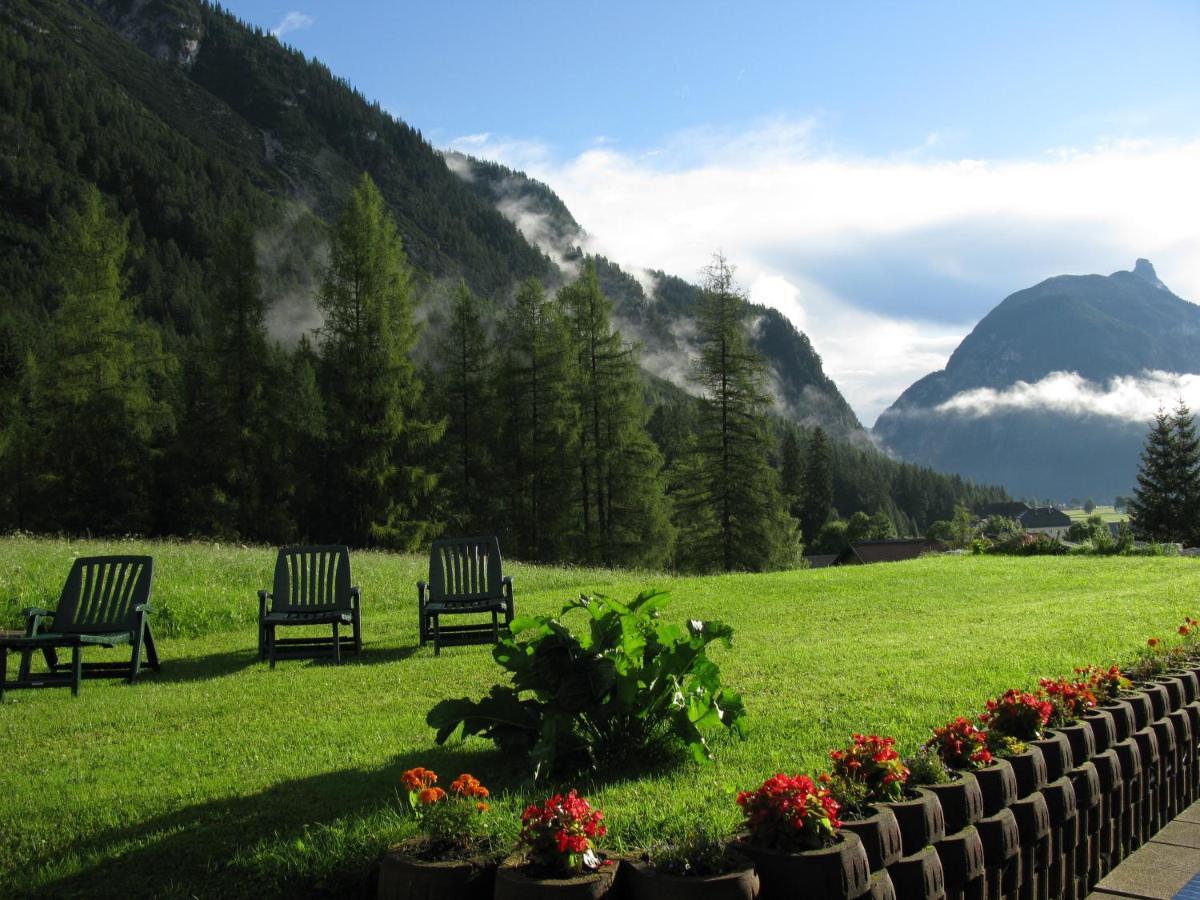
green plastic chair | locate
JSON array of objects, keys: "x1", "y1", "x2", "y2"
[{"x1": 258, "y1": 545, "x2": 362, "y2": 668}]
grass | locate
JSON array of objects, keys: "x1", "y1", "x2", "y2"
[
  {"x1": 1062, "y1": 505, "x2": 1128, "y2": 524},
  {"x1": 1, "y1": 535, "x2": 1197, "y2": 898}
]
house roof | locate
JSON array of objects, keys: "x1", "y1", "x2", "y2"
[
  {"x1": 835, "y1": 539, "x2": 946, "y2": 565},
  {"x1": 803, "y1": 554, "x2": 838, "y2": 569},
  {"x1": 1018, "y1": 507, "x2": 1072, "y2": 529},
  {"x1": 980, "y1": 501, "x2": 1032, "y2": 519}
]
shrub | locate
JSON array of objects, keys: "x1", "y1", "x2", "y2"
[
  {"x1": 829, "y1": 733, "x2": 909, "y2": 803},
  {"x1": 519, "y1": 790, "x2": 607, "y2": 876},
  {"x1": 925, "y1": 716, "x2": 993, "y2": 770},
  {"x1": 980, "y1": 689, "x2": 1052, "y2": 742},
  {"x1": 1038, "y1": 677, "x2": 1096, "y2": 726},
  {"x1": 904, "y1": 749, "x2": 951, "y2": 786},
  {"x1": 1126, "y1": 636, "x2": 1173, "y2": 681},
  {"x1": 427, "y1": 589, "x2": 747, "y2": 778},
  {"x1": 737, "y1": 773, "x2": 840, "y2": 851}
]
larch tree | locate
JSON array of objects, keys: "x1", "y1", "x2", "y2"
[
  {"x1": 560, "y1": 260, "x2": 673, "y2": 569},
  {"x1": 316, "y1": 173, "x2": 442, "y2": 548},
  {"x1": 34, "y1": 184, "x2": 173, "y2": 534},
  {"x1": 674, "y1": 253, "x2": 799, "y2": 571},
  {"x1": 496, "y1": 277, "x2": 579, "y2": 562}
]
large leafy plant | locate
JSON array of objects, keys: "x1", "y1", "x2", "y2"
[{"x1": 427, "y1": 590, "x2": 747, "y2": 778}]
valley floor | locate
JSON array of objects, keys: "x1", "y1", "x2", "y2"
[{"x1": 0, "y1": 536, "x2": 1196, "y2": 897}]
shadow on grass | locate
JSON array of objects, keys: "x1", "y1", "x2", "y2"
[
  {"x1": 26, "y1": 745, "x2": 508, "y2": 900},
  {"x1": 154, "y1": 648, "x2": 259, "y2": 684}
]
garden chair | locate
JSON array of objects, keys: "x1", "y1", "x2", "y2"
[
  {"x1": 1, "y1": 555, "x2": 158, "y2": 699},
  {"x1": 258, "y1": 545, "x2": 361, "y2": 668},
  {"x1": 418, "y1": 536, "x2": 514, "y2": 655}
]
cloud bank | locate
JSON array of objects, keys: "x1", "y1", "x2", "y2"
[
  {"x1": 447, "y1": 123, "x2": 1200, "y2": 425},
  {"x1": 271, "y1": 12, "x2": 314, "y2": 38},
  {"x1": 936, "y1": 370, "x2": 1200, "y2": 422}
]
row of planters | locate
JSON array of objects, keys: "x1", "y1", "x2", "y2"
[{"x1": 378, "y1": 618, "x2": 1200, "y2": 900}]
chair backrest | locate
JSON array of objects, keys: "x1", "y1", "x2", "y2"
[
  {"x1": 428, "y1": 536, "x2": 504, "y2": 603},
  {"x1": 271, "y1": 545, "x2": 352, "y2": 613},
  {"x1": 54, "y1": 555, "x2": 154, "y2": 635}
]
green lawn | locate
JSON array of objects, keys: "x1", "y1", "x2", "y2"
[
  {"x1": 1, "y1": 536, "x2": 1196, "y2": 898},
  {"x1": 1063, "y1": 504, "x2": 1128, "y2": 524}
]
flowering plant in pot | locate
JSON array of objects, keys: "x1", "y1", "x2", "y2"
[
  {"x1": 830, "y1": 733, "x2": 910, "y2": 804},
  {"x1": 377, "y1": 768, "x2": 498, "y2": 900},
  {"x1": 824, "y1": 735, "x2": 909, "y2": 873},
  {"x1": 493, "y1": 789, "x2": 616, "y2": 899},
  {"x1": 1038, "y1": 676, "x2": 1099, "y2": 767},
  {"x1": 1076, "y1": 665, "x2": 1130, "y2": 703},
  {"x1": 926, "y1": 717, "x2": 994, "y2": 770},
  {"x1": 736, "y1": 772, "x2": 870, "y2": 899},
  {"x1": 980, "y1": 689, "x2": 1051, "y2": 798}
]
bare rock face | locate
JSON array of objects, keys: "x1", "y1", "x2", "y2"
[{"x1": 83, "y1": 0, "x2": 204, "y2": 68}]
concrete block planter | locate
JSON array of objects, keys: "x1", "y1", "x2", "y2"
[
  {"x1": 1028, "y1": 734, "x2": 1072, "y2": 782},
  {"x1": 1167, "y1": 709, "x2": 1193, "y2": 807},
  {"x1": 1039, "y1": 778, "x2": 1078, "y2": 900},
  {"x1": 739, "y1": 833, "x2": 871, "y2": 900},
  {"x1": 377, "y1": 841, "x2": 499, "y2": 900},
  {"x1": 887, "y1": 845, "x2": 945, "y2": 900},
  {"x1": 932, "y1": 826, "x2": 984, "y2": 900},
  {"x1": 924, "y1": 774, "x2": 984, "y2": 835},
  {"x1": 972, "y1": 760, "x2": 1018, "y2": 817},
  {"x1": 1119, "y1": 692, "x2": 1152, "y2": 732},
  {"x1": 1111, "y1": 737, "x2": 1145, "y2": 853},
  {"x1": 1147, "y1": 719, "x2": 1176, "y2": 825},
  {"x1": 1053, "y1": 724, "x2": 1096, "y2": 769},
  {"x1": 840, "y1": 805, "x2": 904, "y2": 871},
  {"x1": 1008, "y1": 791, "x2": 1050, "y2": 899},
  {"x1": 1081, "y1": 709, "x2": 1116, "y2": 752},
  {"x1": 622, "y1": 857, "x2": 759, "y2": 900},
  {"x1": 1130, "y1": 727, "x2": 1161, "y2": 840},
  {"x1": 1095, "y1": 701, "x2": 1135, "y2": 742},
  {"x1": 866, "y1": 869, "x2": 898, "y2": 900},
  {"x1": 881, "y1": 789, "x2": 946, "y2": 858},
  {"x1": 1067, "y1": 762, "x2": 1102, "y2": 889},
  {"x1": 1086, "y1": 749, "x2": 1122, "y2": 873},
  {"x1": 493, "y1": 857, "x2": 620, "y2": 900},
  {"x1": 975, "y1": 808, "x2": 1020, "y2": 900},
  {"x1": 1002, "y1": 747, "x2": 1048, "y2": 800}
]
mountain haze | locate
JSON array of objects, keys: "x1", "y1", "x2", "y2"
[{"x1": 874, "y1": 261, "x2": 1200, "y2": 500}]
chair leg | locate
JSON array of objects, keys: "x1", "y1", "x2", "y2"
[
  {"x1": 144, "y1": 622, "x2": 160, "y2": 672},
  {"x1": 332, "y1": 622, "x2": 341, "y2": 665},
  {"x1": 492, "y1": 609, "x2": 499, "y2": 643},
  {"x1": 353, "y1": 607, "x2": 362, "y2": 655},
  {"x1": 419, "y1": 602, "x2": 427, "y2": 646},
  {"x1": 129, "y1": 625, "x2": 144, "y2": 684},
  {"x1": 433, "y1": 615, "x2": 441, "y2": 657},
  {"x1": 1, "y1": 646, "x2": 7, "y2": 701},
  {"x1": 71, "y1": 646, "x2": 82, "y2": 697},
  {"x1": 268, "y1": 625, "x2": 277, "y2": 670},
  {"x1": 17, "y1": 645, "x2": 33, "y2": 682}
]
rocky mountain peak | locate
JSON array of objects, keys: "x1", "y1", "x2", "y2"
[{"x1": 1131, "y1": 258, "x2": 1168, "y2": 291}]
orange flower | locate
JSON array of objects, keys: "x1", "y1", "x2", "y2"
[
  {"x1": 450, "y1": 773, "x2": 490, "y2": 799},
  {"x1": 418, "y1": 787, "x2": 446, "y2": 806},
  {"x1": 1148, "y1": 637, "x2": 1161, "y2": 648},
  {"x1": 1181, "y1": 625, "x2": 1191, "y2": 637},
  {"x1": 476, "y1": 802, "x2": 491, "y2": 813},
  {"x1": 401, "y1": 767, "x2": 438, "y2": 791}
]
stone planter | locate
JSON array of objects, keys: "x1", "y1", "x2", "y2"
[
  {"x1": 1130, "y1": 727, "x2": 1161, "y2": 841},
  {"x1": 923, "y1": 774, "x2": 984, "y2": 834},
  {"x1": 1112, "y1": 737, "x2": 1145, "y2": 853},
  {"x1": 1054, "y1": 722, "x2": 1097, "y2": 767},
  {"x1": 1040, "y1": 776, "x2": 1079, "y2": 899},
  {"x1": 1028, "y1": 732, "x2": 1072, "y2": 781},
  {"x1": 739, "y1": 833, "x2": 871, "y2": 900},
  {"x1": 1069, "y1": 761, "x2": 1103, "y2": 891},
  {"x1": 1168, "y1": 669, "x2": 1200, "y2": 703},
  {"x1": 887, "y1": 844, "x2": 945, "y2": 900},
  {"x1": 880, "y1": 789, "x2": 945, "y2": 857},
  {"x1": 622, "y1": 857, "x2": 759, "y2": 900},
  {"x1": 1097, "y1": 700, "x2": 1136, "y2": 741},
  {"x1": 1009, "y1": 790, "x2": 1051, "y2": 897},
  {"x1": 1082, "y1": 708, "x2": 1117, "y2": 752},
  {"x1": 865, "y1": 869, "x2": 897, "y2": 900},
  {"x1": 377, "y1": 839, "x2": 498, "y2": 900},
  {"x1": 999, "y1": 747, "x2": 1047, "y2": 799},
  {"x1": 1150, "y1": 718, "x2": 1178, "y2": 823},
  {"x1": 1120, "y1": 690, "x2": 1153, "y2": 730},
  {"x1": 1168, "y1": 708, "x2": 1194, "y2": 807},
  {"x1": 932, "y1": 826, "x2": 983, "y2": 900},
  {"x1": 1088, "y1": 748, "x2": 1123, "y2": 872},
  {"x1": 971, "y1": 759, "x2": 1018, "y2": 817},
  {"x1": 839, "y1": 805, "x2": 904, "y2": 871},
  {"x1": 974, "y1": 807, "x2": 1020, "y2": 900},
  {"x1": 493, "y1": 858, "x2": 619, "y2": 900},
  {"x1": 1156, "y1": 675, "x2": 1187, "y2": 711}
]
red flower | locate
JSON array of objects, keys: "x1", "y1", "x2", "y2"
[
  {"x1": 926, "y1": 717, "x2": 993, "y2": 769},
  {"x1": 829, "y1": 733, "x2": 909, "y2": 803},
  {"x1": 518, "y1": 790, "x2": 607, "y2": 876},
  {"x1": 737, "y1": 773, "x2": 841, "y2": 852}
]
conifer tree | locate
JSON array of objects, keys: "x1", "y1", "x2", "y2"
[
  {"x1": 316, "y1": 173, "x2": 442, "y2": 548},
  {"x1": 560, "y1": 261, "x2": 673, "y2": 569},
  {"x1": 435, "y1": 279, "x2": 496, "y2": 534},
  {"x1": 33, "y1": 185, "x2": 173, "y2": 534},
  {"x1": 779, "y1": 427, "x2": 804, "y2": 521},
  {"x1": 497, "y1": 277, "x2": 579, "y2": 562},
  {"x1": 1171, "y1": 401, "x2": 1200, "y2": 546},
  {"x1": 800, "y1": 426, "x2": 834, "y2": 542},
  {"x1": 674, "y1": 254, "x2": 799, "y2": 571},
  {"x1": 1130, "y1": 408, "x2": 1178, "y2": 543}
]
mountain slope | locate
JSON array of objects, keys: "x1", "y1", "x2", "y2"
[{"x1": 874, "y1": 261, "x2": 1200, "y2": 499}]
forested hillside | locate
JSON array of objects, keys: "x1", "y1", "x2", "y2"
[{"x1": 0, "y1": 0, "x2": 1006, "y2": 561}]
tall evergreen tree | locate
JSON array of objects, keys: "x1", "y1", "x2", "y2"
[
  {"x1": 32, "y1": 185, "x2": 174, "y2": 534},
  {"x1": 779, "y1": 427, "x2": 804, "y2": 521},
  {"x1": 1130, "y1": 408, "x2": 1178, "y2": 543},
  {"x1": 497, "y1": 277, "x2": 579, "y2": 562},
  {"x1": 435, "y1": 279, "x2": 496, "y2": 534},
  {"x1": 316, "y1": 173, "x2": 442, "y2": 548},
  {"x1": 560, "y1": 261, "x2": 673, "y2": 569},
  {"x1": 1171, "y1": 401, "x2": 1200, "y2": 546},
  {"x1": 674, "y1": 254, "x2": 799, "y2": 571},
  {"x1": 800, "y1": 426, "x2": 834, "y2": 542}
]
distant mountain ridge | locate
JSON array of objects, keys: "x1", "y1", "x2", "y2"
[{"x1": 874, "y1": 261, "x2": 1200, "y2": 499}]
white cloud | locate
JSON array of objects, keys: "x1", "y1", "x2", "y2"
[
  {"x1": 448, "y1": 123, "x2": 1200, "y2": 425},
  {"x1": 936, "y1": 370, "x2": 1200, "y2": 422},
  {"x1": 271, "y1": 12, "x2": 314, "y2": 38}
]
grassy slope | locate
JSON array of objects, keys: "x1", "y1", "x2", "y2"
[
  {"x1": 1, "y1": 536, "x2": 1196, "y2": 897},
  {"x1": 1063, "y1": 505, "x2": 1128, "y2": 524}
]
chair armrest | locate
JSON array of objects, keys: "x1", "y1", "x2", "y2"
[
  {"x1": 350, "y1": 586, "x2": 361, "y2": 608},
  {"x1": 23, "y1": 606, "x2": 53, "y2": 636},
  {"x1": 417, "y1": 580, "x2": 428, "y2": 604},
  {"x1": 22, "y1": 606, "x2": 53, "y2": 619},
  {"x1": 501, "y1": 576, "x2": 514, "y2": 597},
  {"x1": 133, "y1": 603, "x2": 155, "y2": 614},
  {"x1": 258, "y1": 591, "x2": 271, "y2": 620}
]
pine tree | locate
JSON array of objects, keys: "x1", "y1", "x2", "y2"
[
  {"x1": 779, "y1": 427, "x2": 804, "y2": 521},
  {"x1": 674, "y1": 254, "x2": 799, "y2": 571},
  {"x1": 560, "y1": 260, "x2": 673, "y2": 569},
  {"x1": 1171, "y1": 401, "x2": 1200, "y2": 546},
  {"x1": 800, "y1": 426, "x2": 834, "y2": 543},
  {"x1": 32, "y1": 185, "x2": 174, "y2": 534},
  {"x1": 435, "y1": 279, "x2": 496, "y2": 534},
  {"x1": 316, "y1": 173, "x2": 442, "y2": 548},
  {"x1": 497, "y1": 277, "x2": 579, "y2": 562},
  {"x1": 1129, "y1": 408, "x2": 1177, "y2": 543}
]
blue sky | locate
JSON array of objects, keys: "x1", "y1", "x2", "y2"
[{"x1": 224, "y1": 2, "x2": 1200, "y2": 424}]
